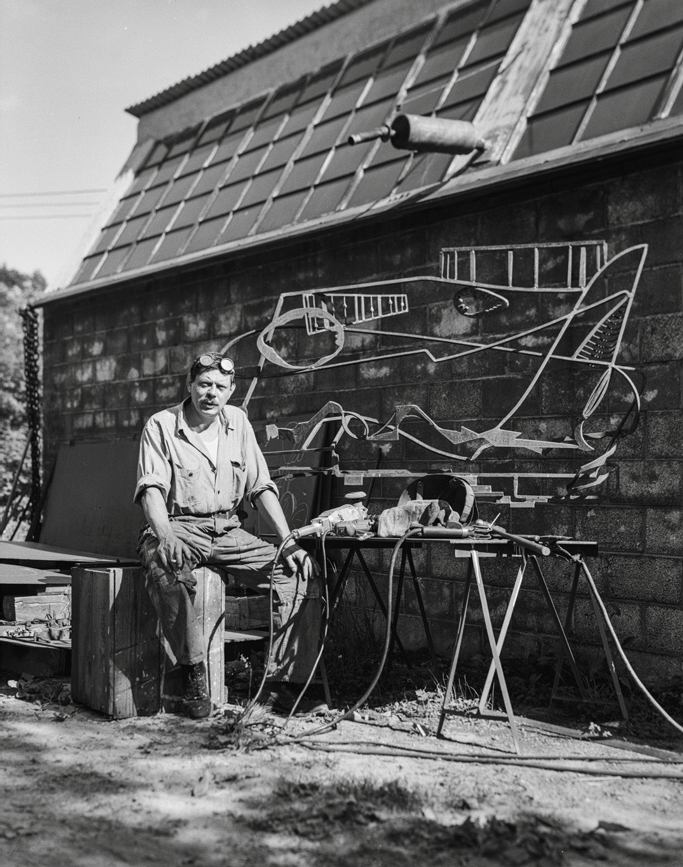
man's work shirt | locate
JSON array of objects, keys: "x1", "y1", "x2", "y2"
[{"x1": 134, "y1": 399, "x2": 277, "y2": 516}]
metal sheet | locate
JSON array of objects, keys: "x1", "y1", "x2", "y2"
[
  {"x1": 39, "y1": 439, "x2": 144, "y2": 560},
  {"x1": 0, "y1": 562, "x2": 71, "y2": 585}
]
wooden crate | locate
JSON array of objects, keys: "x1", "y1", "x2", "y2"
[{"x1": 71, "y1": 566, "x2": 224, "y2": 719}]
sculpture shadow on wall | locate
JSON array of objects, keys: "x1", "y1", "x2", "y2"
[{"x1": 220, "y1": 241, "x2": 646, "y2": 507}]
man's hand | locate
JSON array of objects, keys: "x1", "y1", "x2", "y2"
[
  {"x1": 283, "y1": 542, "x2": 320, "y2": 581},
  {"x1": 156, "y1": 530, "x2": 194, "y2": 573}
]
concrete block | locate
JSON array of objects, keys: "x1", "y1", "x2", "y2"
[
  {"x1": 403, "y1": 576, "x2": 454, "y2": 621},
  {"x1": 640, "y1": 362, "x2": 683, "y2": 411},
  {"x1": 614, "y1": 460, "x2": 683, "y2": 506},
  {"x1": 574, "y1": 506, "x2": 644, "y2": 553},
  {"x1": 633, "y1": 265, "x2": 683, "y2": 317},
  {"x1": 94, "y1": 357, "x2": 117, "y2": 382},
  {"x1": 645, "y1": 507, "x2": 683, "y2": 555},
  {"x1": 644, "y1": 606, "x2": 683, "y2": 655},
  {"x1": 641, "y1": 314, "x2": 683, "y2": 363},
  {"x1": 607, "y1": 166, "x2": 682, "y2": 227},
  {"x1": 182, "y1": 313, "x2": 211, "y2": 341},
  {"x1": 596, "y1": 554, "x2": 682, "y2": 604},
  {"x1": 82, "y1": 385, "x2": 105, "y2": 411},
  {"x1": 646, "y1": 411, "x2": 683, "y2": 459}
]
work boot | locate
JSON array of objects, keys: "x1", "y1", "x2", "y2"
[
  {"x1": 181, "y1": 661, "x2": 212, "y2": 720},
  {"x1": 260, "y1": 681, "x2": 329, "y2": 717}
]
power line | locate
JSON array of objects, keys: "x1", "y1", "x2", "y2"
[
  {"x1": 0, "y1": 189, "x2": 107, "y2": 197},
  {"x1": 0, "y1": 202, "x2": 100, "y2": 209},
  {"x1": 0, "y1": 214, "x2": 95, "y2": 220}
]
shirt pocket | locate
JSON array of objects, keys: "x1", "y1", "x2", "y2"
[
  {"x1": 172, "y1": 458, "x2": 203, "y2": 507},
  {"x1": 230, "y1": 459, "x2": 245, "y2": 505}
]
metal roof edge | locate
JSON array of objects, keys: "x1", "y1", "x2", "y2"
[
  {"x1": 36, "y1": 117, "x2": 683, "y2": 309},
  {"x1": 126, "y1": 0, "x2": 377, "y2": 118}
]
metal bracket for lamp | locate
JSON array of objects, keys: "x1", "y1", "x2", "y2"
[{"x1": 348, "y1": 113, "x2": 487, "y2": 155}]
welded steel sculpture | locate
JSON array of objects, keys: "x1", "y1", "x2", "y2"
[{"x1": 220, "y1": 241, "x2": 645, "y2": 505}]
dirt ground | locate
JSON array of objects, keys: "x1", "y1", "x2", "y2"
[{"x1": 2, "y1": 664, "x2": 683, "y2": 867}]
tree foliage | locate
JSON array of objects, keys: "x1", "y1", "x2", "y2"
[{"x1": 0, "y1": 264, "x2": 47, "y2": 537}]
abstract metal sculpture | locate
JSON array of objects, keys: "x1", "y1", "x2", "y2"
[{"x1": 220, "y1": 241, "x2": 646, "y2": 505}]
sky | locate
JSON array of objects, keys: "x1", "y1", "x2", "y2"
[{"x1": 0, "y1": 0, "x2": 329, "y2": 289}]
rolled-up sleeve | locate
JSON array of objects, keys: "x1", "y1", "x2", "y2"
[
  {"x1": 240, "y1": 416, "x2": 279, "y2": 506},
  {"x1": 134, "y1": 419, "x2": 172, "y2": 505}
]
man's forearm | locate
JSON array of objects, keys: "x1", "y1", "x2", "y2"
[
  {"x1": 140, "y1": 487, "x2": 173, "y2": 540},
  {"x1": 254, "y1": 489, "x2": 293, "y2": 542}
]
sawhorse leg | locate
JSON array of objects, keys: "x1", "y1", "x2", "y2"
[
  {"x1": 437, "y1": 551, "x2": 522, "y2": 755},
  {"x1": 388, "y1": 546, "x2": 438, "y2": 671}
]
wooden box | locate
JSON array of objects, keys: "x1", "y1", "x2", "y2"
[{"x1": 71, "y1": 566, "x2": 225, "y2": 719}]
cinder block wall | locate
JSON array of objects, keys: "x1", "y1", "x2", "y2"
[{"x1": 41, "y1": 148, "x2": 683, "y2": 686}]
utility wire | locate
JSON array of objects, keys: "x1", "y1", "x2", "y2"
[{"x1": 0, "y1": 189, "x2": 106, "y2": 197}]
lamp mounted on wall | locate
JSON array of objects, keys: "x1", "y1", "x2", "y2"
[{"x1": 348, "y1": 113, "x2": 487, "y2": 155}]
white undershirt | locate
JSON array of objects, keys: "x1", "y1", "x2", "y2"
[{"x1": 197, "y1": 423, "x2": 219, "y2": 465}]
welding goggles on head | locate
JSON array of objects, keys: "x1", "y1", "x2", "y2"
[{"x1": 196, "y1": 353, "x2": 235, "y2": 374}]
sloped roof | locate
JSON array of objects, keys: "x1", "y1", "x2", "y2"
[{"x1": 66, "y1": 0, "x2": 683, "y2": 294}]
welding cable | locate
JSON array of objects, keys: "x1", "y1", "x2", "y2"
[
  {"x1": 557, "y1": 548, "x2": 683, "y2": 738},
  {"x1": 238, "y1": 530, "x2": 299, "y2": 724},
  {"x1": 282, "y1": 529, "x2": 333, "y2": 725},
  {"x1": 280, "y1": 527, "x2": 421, "y2": 740}
]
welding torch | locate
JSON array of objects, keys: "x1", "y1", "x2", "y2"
[{"x1": 408, "y1": 521, "x2": 551, "y2": 556}]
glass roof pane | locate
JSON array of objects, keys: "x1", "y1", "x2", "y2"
[
  {"x1": 131, "y1": 184, "x2": 169, "y2": 217},
  {"x1": 216, "y1": 206, "x2": 261, "y2": 244},
  {"x1": 579, "y1": 74, "x2": 668, "y2": 139},
  {"x1": 166, "y1": 129, "x2": 199, "y2": 159},
  {"x1": 203, "y1": 181, "x2": 249, "y2": 221},
  {"x1": 231, "y1": 99, "x2": 266, "y2": 132},
  {"x1": 184, "y1": 217, "x2": 227, "y2": 255},
  {"x1": 73, "y1": 254, "x2": 104, "y2": 284},
  {"x1": 396, "y1": 151, "x2": 453, "y2": 191},
  {"x1": 434, "y1": 3, "x2": 488, "y2": 48},
  {"x1": 439, "y1": 61, "x2": 498, "y2": 108},
  {"x1": 180, "y1": 144, "x2": 215, "y2": 177},
  {"x1": 579, "y1": 0, "x2": 633, "y2": 20},
  {"x1": 244, "y1": 117, "x2": 285, "y2": 152},
  {"x1": 105, "y1": 195, "x2": 139, "y2": 227},
  {"x1": 128, "y1": 167, "x2": 156, "y2": 195},
  {"x1": 298, "y1": 62, "x2": 343, "y2": 105},
  {"x1": 299, "y1": 116, "x2": 349, "y2": 157},
  {"x1": 513, "y1": 101, "x2": 589, "y2": 158},
  {"x1": 196, "y1": 113, "x2": 233, "y2": 147},
  {"x1": 561, "y1": 5, "x2": 633, "y2": 65},
  {"x1": 319, "y1": 142, "x2": 372, "y2": 182},
  {"x1": 413, "y1": 39, "x2": 469, "y2": 87},
  {"x1": 122, "y1": 237, "x2": 159, "y2": 272},
  {"x1": 338, "y1": 45, "x2": 386, "y2": 87},
  {"x1": 298, "y1": 177, "x2": 351, "y2": 221},
  {"x1": 262, "y1": 84, "x2": 302, "y2": 119},
  {"x1": 671, "y1": 81, "x2": 683, "y2": 116},
  {"x1": 224, "y1": 146, "x2": 269, "y2": 184},
  {"x1": 607, "y1": 26, "x2": 683, "y2": 90},
  {"x1": 279, "y1": 100, "x2": 320, "y2": 136},
  {"x1": 278, "y1": 152, "x2": 329, "y2": 195},
  {"x1": 628, "y1": 0, "x2": 683, "y2": 40},
  {"x1": 160, "y1": 171, "x2": 200, "y2": 207},
  {"x1": 257, "y1": 191, "x2": 308, "y2": 233},
  {"x1": 363, "y1": 64, "x2": 411, "y2": 105},
  {"x1": 438, "y1": 97, "x2": 480, "y2": 122},
  {"x1": 92, "y1": 224, "x2": 122, "y2": 254},
  {"x1": 208, "y1": 130, "x2": 248, "y2": 166},
  {"x1": 239, "y1": 168, "x2": 284, "y2": 208},
  {"x1": 401, "y1": 76, "x2": 452, "y2": 114},
  {"x1": 320, "y1": 80, "x2": 367, "y2": 121},
  {"x1": 535, "y1": 54, "x2": 611, "y2": 114},
  {"x1": 150, "y1": 227, "x2": 193, "y2": 262},
  {"x1": 97, "y1": 245, "x2": 132, "y2": 278},
  {"x1": 367, "y1": 139, "x2": 404, "y2": 168},
  {"x1": 259, "y1": 131, "x2": 305, "y2": 172},
  {"x1": 143, "y1": 141, "x2": 169, "y2": 167},
  {"x1": 381, "y1": 24, "x2": 432, "y2": 69},
  {"x1": 465, "y1": 13, "x2": 525, "y2": 66},
  {"x1": 344, "y1": 99, "x2": 394, "y2": 139},
  {"x1": 150, "y1": 156, "x2": 184, "y2": 186},
  {"x1": 172, "y1": 193, "x2": 212, "y2": 228},
  {"x1": 115, "y1": 215, "x2": 151, "y2": 247},
  {"x1": 191, "y1": 162, "x2": 230, "y2": 197},
  {"x1": 346, "y1": 159, "x2": 406, "y2": 208},
  {"x1": 487, "y1": 0, "x2": 532, "y2": 24},
  {"x1": 140, "y1": 205, "x2": 178, "y2": 239}
]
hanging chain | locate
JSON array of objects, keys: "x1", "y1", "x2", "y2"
[{"x1": 21, "y1": 305, "x2": 42, "y2": 526}]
